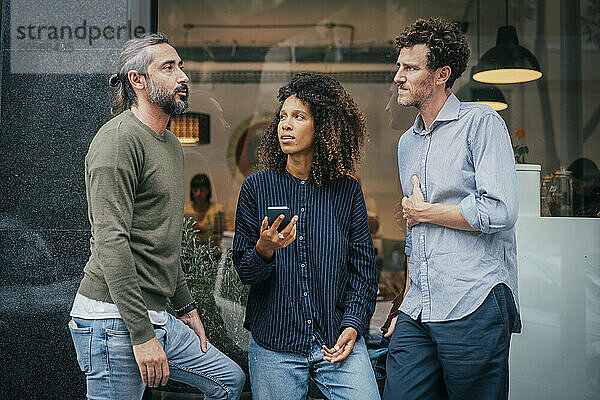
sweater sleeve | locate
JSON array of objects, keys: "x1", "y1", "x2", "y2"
[
  {"x1": 171, "y1": 259, "x2": 195, "y2": 311},
  {"x1": 86, "y1": 131, "x2": 155, "y2": 345}
]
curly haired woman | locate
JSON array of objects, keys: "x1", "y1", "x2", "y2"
[{"x1": 233, "y1": 72, "x2": 380, "y2": 400}]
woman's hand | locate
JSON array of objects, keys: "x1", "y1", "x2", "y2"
[
  {"x1": 321, "y1": 327, "x2": 358, "y2": 363},
  {"x1": 255, "y1": 214, "x2": 298, "y2": 261}
]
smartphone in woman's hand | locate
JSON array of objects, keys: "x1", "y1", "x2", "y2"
[{"x1": 266, "y1": 206, "x2": 291, "y2": 232}]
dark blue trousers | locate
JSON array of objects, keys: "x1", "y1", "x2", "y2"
[{"x1": 383, "y1": 284, "x2": 518, "y2": 400}]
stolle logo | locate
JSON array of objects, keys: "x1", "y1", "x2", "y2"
[{"x1": 14, "y1": 19, "x2": 147, "y2": 49}]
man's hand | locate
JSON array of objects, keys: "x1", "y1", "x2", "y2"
[
  {"x1": 384, "y1": 316, "x2": 397, "y2": 338},
  {"x1": 402, "y1": 175, "x2": 430, "y2": 229},
  {"x1": 384, "y1": 257, "x2": 409, "y2": 339},
  {"x1": 402, "y1": 176, "x2": 477, "y2": 231},
  {"x1": 132, "y1": 336, "x2": 169, "y2": 388},
  {"x1": 321, "y1": 327, "x2": 358, "y2": 363},
  {"x1": 393, "y1": 201, "x2": 405, "y2": 228},
  {"x1": 255, "y1": 214, "x2": 298, "y2": 261},
  {"x1": 179, "y1": 308, "x2": 208, "y2": 353}
]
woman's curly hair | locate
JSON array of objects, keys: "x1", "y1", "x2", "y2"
[
  {"x1": 258, "y1": 72, "x2": 368, "y2": 186},
  {"x1": 395, "y1": 17, "x2": 470, "y2": 89}
]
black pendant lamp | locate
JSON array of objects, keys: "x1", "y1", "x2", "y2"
[
  {"x1": 458, "y1": 0, "x2": 508, "y2": 111},
  {"x1": 472, "y1": 0, "x2": 542, "y2": 84},
  {"x1": 457, "y1": 68, "x2": 508, "y2": 111}
]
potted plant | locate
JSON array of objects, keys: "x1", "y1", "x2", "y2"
[
  {"x1": 154, "y1": 219, "x2": 249, "y2": 397},
  {"x1": 513, "y1": 128, "x2": 529, "y2": 165}
]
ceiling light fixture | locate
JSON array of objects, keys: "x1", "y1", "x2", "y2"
[
  {"x1": 472, "y1": 0, "x2": 542, "y2": 84},
  {"x1": 457, "y1": 68, "x2": 508, "y2": 111},
  {"x1": 458, "y1": 0, "x2": 508, "y2": 111}
]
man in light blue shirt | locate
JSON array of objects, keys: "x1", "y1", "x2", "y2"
[{"x1": 383, "y1": 18, "x2": 521, "y2": 400}]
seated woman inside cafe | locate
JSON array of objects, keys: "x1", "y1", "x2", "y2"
[{"x1": 184, "y1": 173, "x2": 233, "y2": 245}]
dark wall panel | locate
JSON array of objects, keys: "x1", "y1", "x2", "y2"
[{"x1": 0, "y1": 0, "x2": 139, "y2": 398}]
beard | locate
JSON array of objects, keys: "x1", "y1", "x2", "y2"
[
  {"x1": 146, "y1": 78, "x2": 189, "y2": 116},
  {"x1": 397, "y1": 73, "x2": 435, "y2": 110}
]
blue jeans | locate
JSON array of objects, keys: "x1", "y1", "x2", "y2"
[
  {"x1": 248, "y1": 335, "x2": 380, "y2": 400},
  {"x1": 69, "y1": 314, "x2": 245, "y2": 399},
  {"x1": 383, "y1": 283, "x2": 518, "y2": 400}
]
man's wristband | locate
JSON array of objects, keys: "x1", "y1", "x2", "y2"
[{"x1": 175, "y1": 301, "x2": 197, "y2": 317}]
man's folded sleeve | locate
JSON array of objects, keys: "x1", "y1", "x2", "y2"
[{"x1": 458, "y1": 113, "x2": 518, "y2": 234}]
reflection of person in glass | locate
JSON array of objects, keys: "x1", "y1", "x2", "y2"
[
  {"x1": 385, "y1": 82, "x2": 406, "y2": 131},
  {"x1": 568, "y1": 158, "x2": 600, "y2": 217},
  {"x1": 184, "y1": 173, "x2": 232, "y2": 243},
  {"x1": 383, "y1": 18, "x2": 520, "y2": 400},
  {"x1": 379, "y1": 83, "x2": 411, "y2": 333},
  {"x1": 233, "y1": 73, "x2": 380, "y2": 399}
]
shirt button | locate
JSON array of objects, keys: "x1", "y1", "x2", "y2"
[
  {"x1": 300, "y1": 207, "x2": 305, "y2": 212},
  {"x1": 421, "y1": 158, "x2": 426, "y2": 163},
  {"x1": 422, "y1": 261, "x2": 426, "y2": 267},
  {"x1": 303, "y1": 291, "x2": 308, "y2": 296},
  {"x1": 420, "y1": 235, "x2": 424, "y2": 240},
  {"x1": 299, "y1": 235, "x2": 304, "y2": 240},
  {"x1": 301, "y1": 181, "x2": 306, "y2": 185},
  {"x1": 307, "y1": 319, "x2": 312, "y2": 324},
  {"x1": 300, "y1": 263, "x2": 306, "y2": 267}
]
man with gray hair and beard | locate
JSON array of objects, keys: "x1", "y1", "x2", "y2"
[{"x1": 68, "y1": 33, "x2": 245, "y2": 399}]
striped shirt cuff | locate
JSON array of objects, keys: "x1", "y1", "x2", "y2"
[
  {"x1": 459, "y1": 194, "x2": 486, "y2": 232},
  {"x1": 341, "y1": 313, "x2": 366, "y2": 336},
  {"x1": 252, "y1": 247, "x2": 276, "y2": 272}
]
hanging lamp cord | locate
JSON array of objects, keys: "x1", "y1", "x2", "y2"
[{"x1": 477, "y1": 0, "x2": 480, "y2": 58}]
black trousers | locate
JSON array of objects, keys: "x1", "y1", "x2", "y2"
[{"x1": 383, "y1": 284, "x2": 518, "y2": 400}]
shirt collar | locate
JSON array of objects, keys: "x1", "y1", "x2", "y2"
[
  {"x1": 284, "y1": 169, "x2": 311, "y2": 185},
  {"x1": 412, "y1": 93, "x2": 461, "y2": 136}
]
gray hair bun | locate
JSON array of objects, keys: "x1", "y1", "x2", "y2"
[{"x1": 108, "y1": 74, "x2": 121, "y2": 87}]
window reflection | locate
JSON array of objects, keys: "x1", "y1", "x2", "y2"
[
  {"x1": 185, "y1": 173, "x2": 232, "y2": 247},
  {"x1": 158, "y1": 0, "x2": 600, "y2": 397}
]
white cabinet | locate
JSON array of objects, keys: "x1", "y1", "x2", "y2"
[{"x1": 510, "y1": 165, "x2": 600, "y2": 399}]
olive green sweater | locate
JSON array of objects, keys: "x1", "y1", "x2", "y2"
[{"x1": 78, "y1": 110, "x2": 193, "y2": 345}]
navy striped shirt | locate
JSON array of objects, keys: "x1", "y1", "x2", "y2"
[{"x1": 233, "y1": 170, "x2": 378, "y2": 355}]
